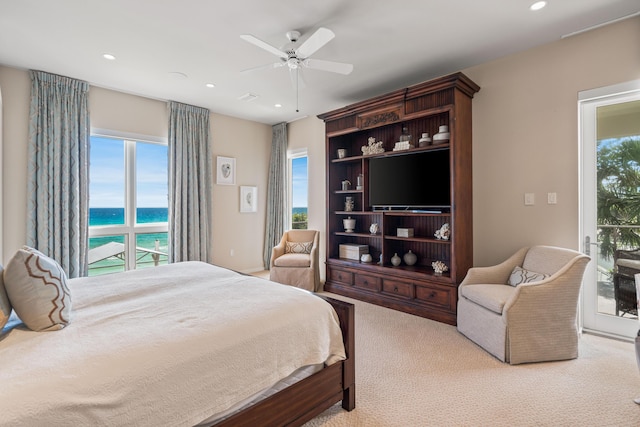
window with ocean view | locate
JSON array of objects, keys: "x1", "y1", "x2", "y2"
[
  {"x1": 289, "y1": 150, "x2": 308, "y2": 229},
  {"x1": 88, "y1": 135, "x2": 168, "y2": 276}
]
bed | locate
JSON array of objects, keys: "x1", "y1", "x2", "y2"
[{"x1": 0, "y1": 258, "x2": 355, "y2": 426}]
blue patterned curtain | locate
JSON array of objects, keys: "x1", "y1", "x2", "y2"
[
  {"x1": 168, "y1": 101, "x2": 211, "y2": 262},
  {"x1": 263, "y1": 122, "x2": 288, "y2": 269},
  {"x1": 27, "y1": 70, "x2": 89, "y2": 278}
]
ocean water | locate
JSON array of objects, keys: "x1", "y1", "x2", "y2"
[
  {"x1": 292, "y1": 207, "x2": 307, "y2": 215},
  {"x1": 89, "y1": 207, "x2": 168, "y2": 275}
]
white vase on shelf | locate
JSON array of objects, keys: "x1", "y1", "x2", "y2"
[
  {"x1": 391, "y1": 253, "x2": 401, "y2": 266},
  {"x1": 403, "y1": 250, "x2": 417, "y2": 266}
]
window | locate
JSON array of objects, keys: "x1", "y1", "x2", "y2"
[
  {"x1": 288, "y1": 149, "x2": 308, "y2": 229},
  {"x1": 88, "y1": 134, "x2": 168, "y2": 276}
]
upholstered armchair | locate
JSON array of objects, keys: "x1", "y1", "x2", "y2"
[
  {"x1": 457, "y1": 246, "x2": 590, "y2": 365},
  {"x1": 269, "y1": 230, "x2": 320, "y2": 292}
]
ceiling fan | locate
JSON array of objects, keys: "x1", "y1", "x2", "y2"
[{"x1": 240, "y1": 27, "x2": 353, "y2": 111}]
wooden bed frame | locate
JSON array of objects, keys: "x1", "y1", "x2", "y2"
[{"x1": 217, "y1": 296, "x2": 355, "y2": 426}]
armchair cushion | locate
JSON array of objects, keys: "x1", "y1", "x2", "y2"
[
  {"x1": 507, "y1": 266, "x2": 549, "y2": 286},
  {"x1": 285, "y1": 241, "x2": 313, "y2": 254},
  {"x1": 459, "y1": 284, "x2": 516, "y2": 314},
  {"x1": 273, "y1": 253, "x2": 311, "y2": 268}
]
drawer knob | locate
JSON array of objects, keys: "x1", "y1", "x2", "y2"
[{"x1": 394, "y1": 286, "x2": 399, "y2": 292}]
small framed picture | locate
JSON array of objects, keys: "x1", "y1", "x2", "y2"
[
  {"x1": 240, "y1": 186, "x2": 257, "y2": 213},
  {"x1": 216, "y1": 156, "x2": 236, "y2": 185}
]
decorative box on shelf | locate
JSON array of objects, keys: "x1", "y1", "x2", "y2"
[
  {"x1": 397, "y1": 228, "x2": 414, "y2": 238},
  {"x1": 339, "y1": 244, "x2": 369, "y2": 261}
]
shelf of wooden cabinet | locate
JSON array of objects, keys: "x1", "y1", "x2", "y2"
[
  {"x1": 382, "y1": 210, "x2": 451, "y2": 217},
  {"x1": 335, "y1": 190, "x2": 363, "y2": 194},
  {"x1": 335, "y1": 211, "x2": 375, "y2": 215},
  {"x1": 335, "y1": 231, "x2": 383, "y2": 238},
  {"x1": 331, "y1": 144, "x2": 451, "y2": 163},
  {"x1": 384, "y1": 235, "x2": 452, "y2": 244}
]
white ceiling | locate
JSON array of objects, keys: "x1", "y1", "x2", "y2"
[{"x1": 0, "y1": 0, "x2": 638, "y2": 125}]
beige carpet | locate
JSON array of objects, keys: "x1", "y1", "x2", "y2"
[{"x1": 303, "y1": 293, "x2": 640, "y2": 427}]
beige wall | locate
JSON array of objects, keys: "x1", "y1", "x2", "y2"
[
  {"x1": 287, "y1": 117, "x2": 327, "y2": 281},
  {"x1": 461, "y1": 16, "x2": 640, "y2": 266},
  {"x1": 0, "y1": 67, "x2": 271, "y2": 271},
  {"x1": 2, "y1": 16, "x2": 639, "y2": 272},
  {"x1": 210, "y1": 113, "x2": 270, "y2": 272},
  {"x1": 0, "y1": 66, "x2": 30, "y2": 264}
]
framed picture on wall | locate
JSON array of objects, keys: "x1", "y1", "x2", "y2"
[
  {"x1": 240, "y1": 186, "x2": 257, "y2": 213},
  {"x1": 216, "y1": 156, "x2": 236, "y2": 185}
]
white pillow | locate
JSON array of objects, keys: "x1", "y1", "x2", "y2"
[
  {"x1": 4, "y1": 246, "x2": 71, "y2": 331},
  {"x1": 0, "y1": 264, "x2": 11, "y2": 330},
  {"x1": 507, "y1": 266, "x2": 549, "y2": 286}
]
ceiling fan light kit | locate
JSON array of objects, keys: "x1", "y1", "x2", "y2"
[{"x1": 240, "y1": 27, "x2": 353, "y2": 112}]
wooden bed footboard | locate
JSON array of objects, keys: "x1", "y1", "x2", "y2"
[{"x1": 216, "y1": 296, "x2": 355, "y2": 426}]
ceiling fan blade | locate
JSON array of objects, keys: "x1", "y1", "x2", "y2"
[
  {"x1": 303, "y1": 58, "x2": 353, "y2": 75},
  {"x1": 289, "y1": 67, "x2": 306, "y2": 89},
  {"x1": 240, "y1": 34, "x2": 288, "y2": 58},
  {"x1": 296, "y1": 27, "x2": 335, "y2": 58},
  {"x1": 240, "y1": 61, "x2": 285, "y2": 74}
]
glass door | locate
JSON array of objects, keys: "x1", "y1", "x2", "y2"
[{"x1": 580, "y1": 81, "x2": 640, "y2": 339}]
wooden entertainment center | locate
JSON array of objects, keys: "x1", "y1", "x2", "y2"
[{"x1": 317, "y1": 72, "x2": 480, "y2": 325}]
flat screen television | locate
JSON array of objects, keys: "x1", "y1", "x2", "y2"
[{"x1": 369, "y1": 150, "x2": 450, "y2": 209}]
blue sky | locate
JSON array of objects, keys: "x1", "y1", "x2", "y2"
[
  {"x1": 291, "y1": 156, "x2": 308, "y2": 208},
  {"x1": 91, "y1": 135, "x2": 306, "y2": 209},
  {"x1": 90, "y1": 136, "x2": 168, "y2": 208}
]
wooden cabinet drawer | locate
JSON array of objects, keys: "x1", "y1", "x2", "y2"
[
  {"x1": 382, "y1": 279, "x2": 414, "y2": 299},
  {"x1": 354, "y1": 274, "x2": 381, "y2": 292},
  {"x1": 329, "y1": 268, "x2": 353, "y2": 285},
  {"x1": 415, "y1": 284, "x2": 453, "y2": 310}
]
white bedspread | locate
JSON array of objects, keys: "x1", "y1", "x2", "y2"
[{"x1": 0, "y1": 261, "x2": 346, "y2": 426}]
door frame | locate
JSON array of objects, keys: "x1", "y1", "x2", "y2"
[{"x1": 579, "y1": 79, "x2": 640, "y2": 339}]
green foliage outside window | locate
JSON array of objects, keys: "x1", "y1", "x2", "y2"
[
  {"x1": 597, "y1": 136, "x2": 640, "y2": 260},
  {"x1": 292, "y1": 211, "x2": 308, "y2": 229}
]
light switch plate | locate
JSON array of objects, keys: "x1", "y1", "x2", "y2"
[
  {"x1": 524, "y1": 193, "x2": 535, "y2": 205},
  {"x1": 548, "y1": 192, "x2": 557, "y2": 204}
]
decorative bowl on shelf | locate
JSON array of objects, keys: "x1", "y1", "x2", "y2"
[{"x1": 343, "y1": 217, "x2": 356, "y2": 233}]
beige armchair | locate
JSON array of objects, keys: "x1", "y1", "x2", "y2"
[
  {"x1": 269, "y1": 230, "x2": 320, "y2": 292},
  {"x1": 457, "y1": 246, "x2": 590, "y2": 365}
]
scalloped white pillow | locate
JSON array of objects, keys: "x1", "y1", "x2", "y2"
[
  {"x1": 4, "y1": 246, "x2": 71, "y2": 331},
  {"x1": 507, "y1": 266, "x2": 549, "y2": 286}
]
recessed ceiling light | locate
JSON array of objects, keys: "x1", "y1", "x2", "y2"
[
  {"x1": 530, "y1": 1, "x2": 546, "y2": 11},
  {"x1": 205, "y1": 83, "x2": 215, "y2": 88},
  {"x1": 103, "y1": 53, "x2": 116, "y2": 60},
  {"x1": 274, "y1": 104, "x2": 282, "y2": 108}
]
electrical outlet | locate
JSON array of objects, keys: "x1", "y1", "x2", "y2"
[
  {"x1": 548, "y1": 192, "x2": 557, "y2": 204},
  {"x1": 524, "y1": 193, "x2": 535, "y2": 206},
  {"x1": 230, "y1": 249, "x2": 234, "y2": 256}
]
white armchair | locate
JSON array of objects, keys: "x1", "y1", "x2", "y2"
[
  {"x1": 269, "y1": 230, "x2": 320, "y2": 292},
  {"x1": 457, "y1": 246, "x2": 590, "y2": 364}
]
